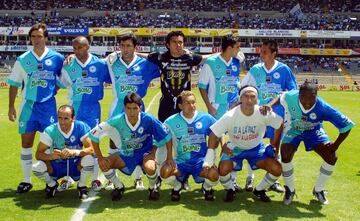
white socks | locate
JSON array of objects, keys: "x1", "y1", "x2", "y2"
[
  {"x1": 282, "y1": 161, "x2": 295, "y2": 192},
  {"x1": 315, "y1": 162, "x2": 335, "y2": 192},
  {"x1": 21, "y1": 147, "x2": 32, "y2": 183}
]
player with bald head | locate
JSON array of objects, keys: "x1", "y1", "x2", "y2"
[{"x1": 59, "y1": 35, "x2": 111, "y2": 191}]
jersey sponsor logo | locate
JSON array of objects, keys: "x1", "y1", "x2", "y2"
[
  {"x1": 120, "y1": 85, "x2": 138, "y2": 93},
  {"x1": 89, "y1": 65, "x2": 96, "y2": 73},
  {"x1": 82, "y1": 70, "x2": 88, "y2": 78},
  {"x1": 309, "y1": 113, "x2": 317, "y2": 120},
  {"x1": 266, "y1": 76, "x2": 272, "y2": 83},
  {"x1": 45, "y1": 59, "x2": 53, "y2": 66},
  {"x1": 195, "y1": 122, "x2": 202, "y2": 129},
  {"x1": 231, "y1": 65, "x2": 238, "y2": 72},
  {"x1": 75, "y1": 87, "x2": 92, "y2": 95},
  {"x1": 182, "y1": 144, "x2": 201, "y2": 153},
  {"x1": 166, "y1": 70, "x2": 185, "y2": 79},
  {"x1": 261, "y1": 93, "x2": 277, "y2": 101},
  {"x1": 125, "y1": 69, "x2": 131, "y2": 75},
  {"x1": 30, "y1": 80, "x2": 48, "y2": 88},
  {"x1": 187, "y1": 127, "x2": 194, "y2": 134},
  {"x1": 37, "y1": 63, "x2": 44, "y2": 70},
  {"x1": 273, "y1": 72, "x2": 280, "y2": 79},
  {"x1": 220, "y1": 85, "x2": 235, "y2": 94},
  {"x1": 226, "y1": 69, "x2": 231, "y2": 75}
]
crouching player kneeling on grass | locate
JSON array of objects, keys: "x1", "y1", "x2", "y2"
[
  {"x1": 32, "y1": 105, "x2": 95, "y2": 199},
  {"x1": 160, "y1": 91, "x2": 219, "y2": 201},
  {"x1": 276, "y1": 82, "x2": 354, "y2": 205},
  {"x1": 89, "y1": 93, "x2": 173, "y2": 201},
  {"x1": 208, "y1": 85, "x2": 283, "y2": 202}
]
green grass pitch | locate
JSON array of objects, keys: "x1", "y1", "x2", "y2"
[{"x1": 0, "y1": 88, "x2": 359, "y2": 221}]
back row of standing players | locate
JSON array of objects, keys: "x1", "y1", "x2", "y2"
[{"x1": 8, "y1": 23, "x2": 354, "y2": 204}]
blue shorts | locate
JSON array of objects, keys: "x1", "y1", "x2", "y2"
[
  {"x1": 264, "y1": 104, "x2": 284, "y2": 139},
  {"x1": 175, "y1": 158, "x2": 205, "y2": 184},
  {"x1": 109, "y1": 99, "x2": 145, "y2": 118},
  {"x1": 18, "y1": 98, "x2": 57, "y2": 134},
  {"x1": 117, "y1": 151, "x2": 150, "y2": 176},
  {"x1": 281, "y1": 125, "x2": 330, "y2": 151},
  {"x1": 73, "y1": 101, "x2": 100, "y2": 128},
  {"x1": 50, "y1": 157, "x2": 81, "y2": 181},
  {"x1": 220, "y1": 143, "x2": 275, "y2": 171}
]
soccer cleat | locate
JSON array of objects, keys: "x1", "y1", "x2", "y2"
[
  {"x1": 91, "y1": 179, "x2": 102, "y2": 192},
  {"x1": 201, "y1": 184, "x2": 215, "y2": 201},
  {"x1": 245, "y1": 176, "x2": 254, "y2": 192},
  {"x1": 155, "y1": 176, "x2": 162, "y2": 190},
  {"x1": 104, "y1": 181, "x2": 115, "y2": 191},
  {"x1": 224, "y1": 189, "x2": 236, "y2": 202},
  {"x1": 111, "y1": 187, "x2": 125, "y2": 201},
  {"x1": 253, "y1": 188, "x2": 271, "y2": 202},
  {"x1": 148, "y1": 187, "x2": 160, "y2": 201},
  {"x1": 312, "y1": 188, "x2": 329, "y2": 205},
  {"x1": 58, "y1": 177, "x2": 75, "y2": 192},
  {"x1": 77, "y1": 185, "x2": 89, "y2": 199},
  {"x1": 181, "y1": 179, "x2": 190, "y2": 191},
  {"x1": 234, "y1": 181, "x2": 242, "y2": 193},
  {"x1": 134, "y1": 178, "x2": 145, "y2": 191},
  {"x1": 45, "y1": 182, "x2": 59, "y2": 198},
  {"x1": 16, "y1": 182, "x2": 33, "y2": 194},
  {"x1": 170, "y1": 189, "x2": 181, "y2": 201},
  {"x1": 283, "y1": 185, "x2": 296, "y2": 205},
  {"x1": 269, "y1": 181, "x2": 284, "y2": 193}
]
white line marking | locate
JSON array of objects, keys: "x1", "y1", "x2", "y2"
[{"x1": 69, "y1": 90, "x2": 161, "y2": 221}]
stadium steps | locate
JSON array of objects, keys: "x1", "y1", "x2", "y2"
[{"x1": 338, "y1": 64, "x2": 354, "y2": 85}]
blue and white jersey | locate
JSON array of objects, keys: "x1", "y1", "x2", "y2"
[
  {"x1": 60, "y1": 53, "x2": 111, "y2": 103},
  {"x1": 164, "y1": 111, "x2": 216, "y2": 164},
  {"x1": 89, "y1": 112, "x2": 171, "y2": 157},
  {"x1": 280, "y1": 90, "x2": 354, "y2": 133},
  {"x1": 242, "y1": 60, "x2": 297, "y2": 106},
  {"x1": 106, "y1": 53, "x2": 160, "y2": 111},
  {"x1": 7, "y1": 48, "x2": 64, "y2": 102},
  {"x1": 198, "y1": 54, "x2": 241, "y2": 107},
  {"x1": 39, "y1": 120, "x2": 90, "y2": 153}
]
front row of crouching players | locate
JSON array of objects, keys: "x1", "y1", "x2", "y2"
[{"x1": 32, "y1": 105, "x2": 95, "y2": 199}]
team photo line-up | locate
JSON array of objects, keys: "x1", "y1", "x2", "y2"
[{"x1": 7, "y1": 23, "x2": 354, "y2": 204}]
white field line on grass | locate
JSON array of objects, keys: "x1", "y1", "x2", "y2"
[{"x1": 69, "y1": 91, "x2": 161, "y2": 221}]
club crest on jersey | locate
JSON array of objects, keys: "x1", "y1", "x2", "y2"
[
  {"x1": 71, "y1": 68, "x2": 76, "y2": 73},
  {"x1": 195, "y1": 122, "x2": 202, "y2": 129},
  {"x1": 89, "y1": 65, "x2": 96, "y2": 73},
  {"x1": 70, "y1": 135, "x2": 76, "y2": 142},
  {"x1": 37, "y1": 63, "x2": 44, "y2": 70},
  {"x1": 266, "y1": 76, "x2": 271, "y2": 83},
  {"x1": 82, "y1": 70, "x2": 88, "y2": 78},
  {"x1": 310, "y1": 113, "x2": 317, "y2": 120},
  {"x1": 231, "y1": 65, "x2": 238, "y2": 72},
  {"x1": 45, "y1": 59, "x2": 52, "y2": 66},
  {"x1": 133, "y1": 64, "x2": 140, "y2": 71},
  {"x1": 187, "y1": 127, "x2": 194, "y2": 134},
  {"x1": 138, "y1": 127, "x2": 144, "y2": 134},
  {"x1": 273, "y1": 72, "x2": 280, "y2": 79}
]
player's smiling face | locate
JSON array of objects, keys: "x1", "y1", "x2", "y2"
[
  {"x1": 260, "y1": 44, "x2": 276, "y2": 63},
  {"x1": 73, "y1": 41, "x2": 89, "y2": 61},
  {"x1": 299, "y1": 91, "x2": 317, "y2": 110},
  {"x1": 120, "y1": 39, "x2": 136, "y2": 61},
  {"x1": 30, "y1": 29, "x2": 47, "y2": 50},
  {"x1": 167, "y1": 36, "x2": 184, "y2": 57},
  {"x1": 58, "y1": 107, "x2": 74, "y2": 133},
  {"x1": 179, "y1": 95, "x2": 196, "y2": 118}
]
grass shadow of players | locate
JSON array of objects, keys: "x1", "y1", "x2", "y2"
[{"x1": 0, "y1": 187, "x2": 86, "y2": 211}]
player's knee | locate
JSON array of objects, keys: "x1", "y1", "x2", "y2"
[
  {"x1": 143, "y1": 161, "x2": 156, "y2": 176},
  {"x1": 270, "y1": 162, "x2": 282, "y2": 177},
  {"x1": 218, "y1": 162, "x2": 232, "y2": 176},
  {"x1": 81, "y1": 155, "x2": 95, "y2": 167},
  {"x1": 32, "y1": 160, "x2": 47, "y2": 173},
  {"x1": 160, "y1": 165, "x2": 173, "y2": 179},
  {"x1": 207, "y1": 168, "x2": 219, "y2": 182},
  {"x1": 325, "y1": 154, "x2": 337, "y2": 165}
]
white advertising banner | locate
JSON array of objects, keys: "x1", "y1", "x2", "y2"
[{"x1": 239, "y1": 29, "x2": 300, "y2": 38}]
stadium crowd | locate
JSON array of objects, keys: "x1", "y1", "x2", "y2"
[
  {"x1": 0, "y1": 12, "x2": 359, "y2": 30},
  {"x1": 0, "y1": 0, "x2": 358, "y2": 12}
]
